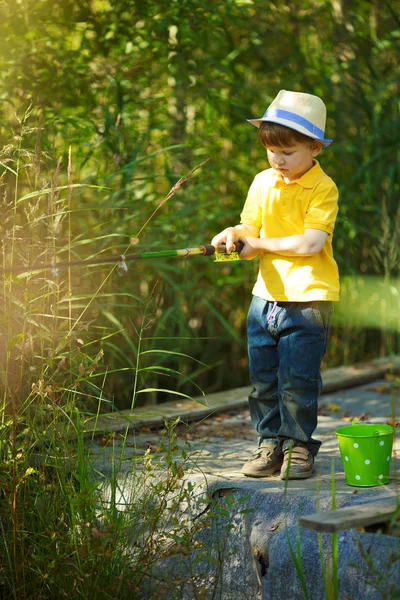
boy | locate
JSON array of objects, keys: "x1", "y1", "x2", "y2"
[{"x1": 211, "y1": 90, "x2": 339, "y2": 480}]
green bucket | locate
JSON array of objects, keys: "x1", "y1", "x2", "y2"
[{"x1": 335, "y1": 422, "x2": 394, "y2": 487}]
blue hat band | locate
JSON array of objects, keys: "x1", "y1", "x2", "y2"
[{"x1": 263, "y1": 108, "x2": 327, "y2": 140}]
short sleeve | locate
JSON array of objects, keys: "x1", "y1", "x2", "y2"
[
  {"x1": 240, "y1": 175, "x2": 263, "y2": 228},
  {"x1": 304, "y1": 180, "x2": 338, "y2": 235}
]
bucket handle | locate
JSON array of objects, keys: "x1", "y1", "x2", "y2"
[{"x1": 352, "y1": 420, "x2": 394, "y2": 437}]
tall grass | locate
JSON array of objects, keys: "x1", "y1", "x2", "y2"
[
  {"x1": 316, "y1": 465, "x2": 339, "y2": 600},
  {"x1": 3, "y1": 101, "x2": 398, "y2": 414},
  {"x1": 2, "y1": 0, "x2": 400, "y2": 405},
  {"x1": 1, "y1": 413, "x2": 239, "y2": 599},
  {"x1": 0, "y1": 113, "x2": 238, "y2": 599}
]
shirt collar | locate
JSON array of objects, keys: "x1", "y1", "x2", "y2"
[{"x1": 273, "y1": 160, "x2": 323, "y2": 189}]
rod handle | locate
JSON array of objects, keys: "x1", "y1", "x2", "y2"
[
  {"x1": 233, "y1": 241, "x2": 244, "y2": 254},
  {"x1": 211, "y1": 241, "x2": 244, "y2": 255}
]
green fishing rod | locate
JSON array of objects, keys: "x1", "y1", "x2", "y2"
[{"x1": 6, "y1": 242, "x2": 244, "y2": 275}]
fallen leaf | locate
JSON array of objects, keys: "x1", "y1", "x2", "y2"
[
  {"x1": 356, "y1": 413, "x2": 370, "y2": 421},
  {"x1": 369, "y1": 384, "x2": 389, "y2": 393}
]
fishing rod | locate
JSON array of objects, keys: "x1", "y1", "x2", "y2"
[{"x1": 6, "y1": 242, "x2": 244, "y2": 275}]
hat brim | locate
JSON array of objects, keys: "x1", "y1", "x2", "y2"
[{"x1": 247, "y1": 117, "x2": 333, "y2": 147}]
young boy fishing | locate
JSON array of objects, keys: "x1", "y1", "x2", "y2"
[{"x1": 211, "y1": 90, "x2": 339, "y2": 479}]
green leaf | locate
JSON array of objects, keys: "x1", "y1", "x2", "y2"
[
  {"x1": 0, "y1": 161, "x2": 17, "y2": 175},
  {"x1": 140, "y1": 349, "x2": 209, "y2": 368},
  {"x1": 135, "y1": 388, "x2": 209, "y2": 406},
  {"x1": 17, "y1": 184, "x2": 108, "y2": 203}
]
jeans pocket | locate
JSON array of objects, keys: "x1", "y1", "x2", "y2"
[{"x1": 313, "y1": 301, "x2": 333, "y2": 330}]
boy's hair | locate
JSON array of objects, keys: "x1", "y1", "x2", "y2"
[{"x1": 259, "y1": 121, "x2": 315, "y2": 148}]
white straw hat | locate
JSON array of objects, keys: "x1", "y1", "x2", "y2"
[{"x1": 247, "y1": 90, "x2": 333, "y2": 147}]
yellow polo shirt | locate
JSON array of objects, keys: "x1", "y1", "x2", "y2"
[{"x1": 240, "y1": 160, "x2": 340, "y2": 302}]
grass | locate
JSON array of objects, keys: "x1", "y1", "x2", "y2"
[
  {"x1": 0, "y1": 119, "x2": 242, "y2": 599},
  {"x1": 0, "y1": 419, "x2": 228, "y2": 598},
  {"x1": 316, "y1": 464, "x2": 339, "y2": 600}
]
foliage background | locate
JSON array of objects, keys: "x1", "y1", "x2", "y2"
[{"x1": 0, "y1": 0, "x2": 399, "y2": 410}]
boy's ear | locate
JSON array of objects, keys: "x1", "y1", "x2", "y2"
[{"x1": 311, "y1": 141, "x2": 323, "y2": 157}]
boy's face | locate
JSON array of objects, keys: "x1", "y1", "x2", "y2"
[{"x1": 265, "y1": 140, "x2": 322, "y2": 183}]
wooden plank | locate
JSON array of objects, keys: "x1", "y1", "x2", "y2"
[
  {"x1": 299, "y1": 498, "x2": 399, "y2": 533},
  {"x1": 83, "y1": 356, "x2": 400, "y2": 436}
]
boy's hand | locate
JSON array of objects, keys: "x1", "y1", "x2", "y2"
[
  {"x1": 211, "y1": 224, "x2": 260, "y2": 254},
  {"x1": 211, "y1": 227, "x2": 240, "y2": 254},
  {"x1": 238, "y1": 236, "x2": 263, "y2": 260}
]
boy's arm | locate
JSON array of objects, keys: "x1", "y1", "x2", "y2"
[
  {"x1": 239, "y1": 228, "x2": 328, "y2": 260},
  {"x1": 211, "y1": 224, "x2": 260, "y2": 254}
]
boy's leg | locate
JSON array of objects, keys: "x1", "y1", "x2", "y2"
[
  {"x1": 276, "y1": 302, "x2": 331, "y2": 454},
  {"x1": 241, "y1": 296, "x2": 284, "y2": 477},
  {"x1": 276, "y1": 301, "x2": 332, "y2": 478},
  {"x1": 247, "y1": 296, "x2": 281, "y2": 441}
]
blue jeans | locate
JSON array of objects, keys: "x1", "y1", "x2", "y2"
[{"x1": 247, "y1": 296, "x2": 332, "y2": 456}]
